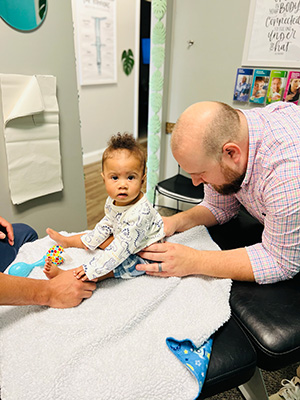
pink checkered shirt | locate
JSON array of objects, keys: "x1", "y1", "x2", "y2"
[{"x1": 200, "y1": 102, "x2": 300, "y2": 284}]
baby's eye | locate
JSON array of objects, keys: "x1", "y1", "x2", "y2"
[
  {"x1": 128, "y1": 175, "x2": 135, "y2": 181},
  {"x1": 111, "y1": 176, "x2": 118, "y2": 181}
]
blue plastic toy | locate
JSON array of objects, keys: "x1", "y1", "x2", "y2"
[{"x1": 8, "y1": 245, "x2": 64, "y2": 277}]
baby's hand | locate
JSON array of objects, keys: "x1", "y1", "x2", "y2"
[{"x1": 73, "y1": 265, "x2": 89, "y2": 281}]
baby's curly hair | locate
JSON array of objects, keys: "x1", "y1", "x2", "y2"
[{"x1": 102, "y1": 133, "x2": 146, "y2": 174}]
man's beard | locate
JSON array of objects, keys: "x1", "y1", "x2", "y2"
[{"x1": 212, "y1": 163, "x2": 245, "y2": 195}]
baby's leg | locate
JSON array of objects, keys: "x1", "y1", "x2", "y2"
[
  {"x1": 44, "y1": 259, "x2": 114, "y2": 282},
  {"x1": 43, "y1": 258, "x2": 64, "y2": 279},
  {"x1": 46, "y1": 228, "x2": 85, "y2": 249}
]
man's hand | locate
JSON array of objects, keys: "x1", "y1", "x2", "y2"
[
  {"x1": 137, "y1": 242, "x2": 198, "y2": 277},
  {"x1": 137, "y1": 242, "x2": 255, "y2": 282},
  {"x1": 0, "y1": 216, "x2": 14, "y2": 245},
  {"x1": 46, "y1": 270, "x2": 97, "y2": 308}
]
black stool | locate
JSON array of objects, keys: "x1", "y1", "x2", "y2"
[
  {"x1": 231, "y1": 274, "x2": 300, "y2": 372},
  {"x1": 208, "y1": 207, "x2": 300, "y2": 372},
  {"x1": 198, "y1": 317, "x2": 257, "y2": 398},
  {"x1": 206, "y1": 207, "x2": 299, "y2": 397},
  {"x1": 153, "y1": 165, "x2": 204, "y2": 212}
]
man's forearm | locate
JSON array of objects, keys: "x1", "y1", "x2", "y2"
[
  {"x1": 0, "y1": 271, "x2": 97, "y2": 308},
  {"x1": 0, "y1": 274, "x2": 49, "y2": 306},
  {"x1": 192, "y1": 247, "x2": 255, "y2": 281},
  {"x1": 172, "y1": 205, "x2": 218, "y2": 232}
]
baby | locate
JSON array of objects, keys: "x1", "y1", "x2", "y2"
[{"x1": 44, "y1": 133, "x2": 165, "y2": 282}]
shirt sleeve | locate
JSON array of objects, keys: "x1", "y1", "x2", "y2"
[
  {"x1": 81, "y1": 214, "x2": 114, "y2": 251},
  {"x1": 246, "y1": 174, "x2": 300, "y2": 284},
  {"x1": 83, "y1": 231, "x2": 136, "y2": 280},
  {"x1": 198, "y1": 184, "x2": 241, "y2": 224}
]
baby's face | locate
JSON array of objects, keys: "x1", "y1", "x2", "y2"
[{"x1": 102, "y1": 150, "x2": 145, "y2": 207}]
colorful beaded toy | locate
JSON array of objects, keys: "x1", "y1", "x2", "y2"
[
  {"x1": 8, "y1": 245, "x2": 65, "y2": 277},
  {"x1": 46, "y1": 245, "x2": 64, "y2": 265}
]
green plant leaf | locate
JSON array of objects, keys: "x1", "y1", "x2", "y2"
[
  {"x1": 152, "y1": 21, "x2": 166, "y2": 45},
  {"x1": 39, "y1": 0, "x2": 47, "y2": 20},
  {"x1": 152, "y1": 46, "x2": 165, "y2": 69},
  {"x1": 148, "y1": 114, "x2": 161, "y2": 134},
  {"x1": 153, "y1": 0, "x2": 167, "y2": 20},
  {"x1": 121, "y1": 49, "x2": 135, "y2": 76},
  {"x1": 150, "y1": 92, "x2": 162, "y2": 113},
  {"x1": 148, "y1": 133, "x2": 160, "y2": 153},
  {"x1": 150, "y1": 70, "x2": 164, "y2": 92}
]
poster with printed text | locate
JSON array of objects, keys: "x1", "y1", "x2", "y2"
[
  {"x1": 74, "y1": 0, "x2": 117, "y2": 85},
  {"x1": 242, "y1": 0, "x2": 300, "y2": 67}
]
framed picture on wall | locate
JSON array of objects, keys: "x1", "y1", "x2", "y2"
[
  {"x1": 242, "y1": 0, "x2": 300, "y2": 67},
  {"x1": 73, "y1": 0, "x2": 117, "y2": 85}
]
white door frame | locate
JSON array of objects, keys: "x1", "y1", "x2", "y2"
[{"x1": 133, "y1": 0, "x2": 141, "y2": 140}]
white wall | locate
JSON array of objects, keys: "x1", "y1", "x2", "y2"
[
  {"x1": 0, "y1": 0, "x2": 87, "y2": 236},
  {"x1": 72, "y1": 0, "x2": 139, "y2": 165},
  {"x1": 154, "y1": 0, "x2": 251, "y2": 210},
  {"x1": 161, "y1": 0, "x2": 252, "y2": 181}
]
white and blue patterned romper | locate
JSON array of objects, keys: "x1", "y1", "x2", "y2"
[{"x1": 81, "y1": 194, "x2": 165, "y2": 280}]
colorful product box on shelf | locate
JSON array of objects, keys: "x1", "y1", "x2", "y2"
[
  {"x1": 266, "y1": 70, "x2": 288, "y2": 105},
  {"x1": 249, "y1": 69, "x2": 270, "y2": 105},
  {"x1": 283, "y1": 71, "x2": 300, "y2": 105},
  {"x1": 233, "y1": 68, "x2": 253, "y2": 103}
]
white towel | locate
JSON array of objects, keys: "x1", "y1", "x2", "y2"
[
  {"x1": 0, "y1": 74, "x2": 63, "y2": 204},
  {"x1": 0, "y1": 226, "x2": 231, "y2": 400}
]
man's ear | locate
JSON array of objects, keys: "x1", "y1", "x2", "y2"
[{"x1": 222, "y1": 142, "x2": 241, "y2": 164}]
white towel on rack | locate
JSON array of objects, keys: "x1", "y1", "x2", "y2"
[{"x1": 0, "y1": 74, "x2": 63, "y2": 204}]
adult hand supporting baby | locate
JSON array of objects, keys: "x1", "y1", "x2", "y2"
[
  {"x1": 47, "y1": 270, "x2": 97, "y2": 308},
  {"x1": 136, "y1": 242, "x2": 199, "y2": 277},
  {"x1": 137, "y1": 241, "x2": 254, "y2": 281},
  {"x1": 136, "y1": 213, "x2": 201, "y2": 277},
  {"x1": 0, "y1": 270, "x2": 97, "y2": 308}
]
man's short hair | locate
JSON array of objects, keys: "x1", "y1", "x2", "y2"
[{"x1": 202, "y1": 102, "x2": 241, "y2": 160}]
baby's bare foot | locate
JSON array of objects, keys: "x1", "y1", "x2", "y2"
[
  {"x1": 43, "y1": 258, "x2": 64, "y2": 279},
  {"x1": 46, "y1": 228, "x2": 69, "y2": 248}
]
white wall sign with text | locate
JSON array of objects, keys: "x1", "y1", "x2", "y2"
[
  {"x1": 242, "y1": 0, "x2": 300, "y2": 67},
  {"x1": 74, "y1": 0, "x2": 117, "y2": 85}
]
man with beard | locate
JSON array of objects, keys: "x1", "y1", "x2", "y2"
[{"x1": 136, "y1": 101, "x2": 300, "y2": 284}]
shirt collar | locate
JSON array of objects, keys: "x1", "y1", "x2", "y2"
[{"x1": 239, "y1": 108, "x2": 263, "y2": 187}]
